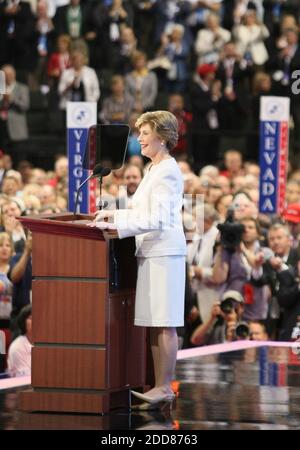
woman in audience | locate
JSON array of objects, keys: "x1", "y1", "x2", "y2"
[
  {"x1": 0, "y1": 199, "x2": 26, "y2": 253},
  {"x1": 0, "y1": 232, "x2": 14, "y2": 338},
  {"x1": 125, "y1": 51, "x2": 158, "y2": 113},
  {"x1": 99, "y1": 75, "x2": 134, "y2": 124},
  {"x1": 7, "y1": 304, "x2": 32, "y2": 377},
  {"x1": 233, "y1": 7, "x2": 269, "y2": 67},
  {"x1": 58, "y1": 45, "x2": 100, "y2": 109}
]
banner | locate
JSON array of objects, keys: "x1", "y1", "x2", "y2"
[
  {"x1": 67, "y1": 102, "x2": 97, "y2": 213},
  {"x1": 259, "y1": 96, "x2": 290, "y2": 214}
]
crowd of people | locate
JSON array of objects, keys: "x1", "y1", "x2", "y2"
[
  {"x1": 1, "y1": 1, "x2": 300, "y2": 164},
  {"x1": 1, "y1": 0, "x2": 300, "y2": 376}
]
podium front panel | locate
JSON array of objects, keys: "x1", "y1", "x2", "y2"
[
  {"x1": 32, "y1": 232, "x2": 108, "y2": 278},
  {"x1": 32, "y1": 347, "x2": 107, "y2": 389},
  {"x1": 32, "y1": 280, "x2": 107, "y2": 344}
]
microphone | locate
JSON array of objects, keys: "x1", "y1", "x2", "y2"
[
  {"x1": 97, "y1": 167, "x2": 111, "y2": 210},
  {"x1": 73, "y1": 163, "x2": 108, "y2": 215},
  {"x1": 98, "y1": 167, "x2": 111, "y2": 178}
]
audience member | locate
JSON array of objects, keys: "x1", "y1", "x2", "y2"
[
  {"x1": 8, "y1": 231, "x2": 32, "y2": 339},
  {"x1": 249, "y1": 320, "x2": 269, "y2": 340},
  {"x1": 0, "y1": 65, "x2": 30, "y2": 160},
  {"x1": 58, "y1": 45, "x2": 100, "y2": 109},
  {"x1": 187, "y1": 203, "x2": 219, "y2": 323},
  {"x1": 99, "y1": 74, "x2": 134, "y2": 125},
  {"x1": 190, "y1": 290, "x2": 245, "y2": 346},
  {"x1": 125, "y1": 50, "x2": 158, "y2": 113},
  {"x1": 7, "y1": 304, "x2": 32, "y2": 377}
]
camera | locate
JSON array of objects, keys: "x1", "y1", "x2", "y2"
[
  {"x1": 220, "y1": 298, "x2": 235, "y2": 314},
  {"x1": 220, "y1": 290, "x2": 244, "y2": 314},
  {"x1": 217, "y1": 208, "x2": 245, "y2": 252},
  {"x1": 235, "y1": 322, "x2": 250, "y2": 339}
]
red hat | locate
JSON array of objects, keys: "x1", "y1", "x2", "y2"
[
  {"x1": 197, "y1": 63, "x2": 217, "y2": 78},
  {"x1": 283, "y1": 203, "x2": 300, "y2": 223}
]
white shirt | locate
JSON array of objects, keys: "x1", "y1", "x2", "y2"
[
  {"x1": 58, "y1": 66, "x2": 100, "y2": 109},
  {"x1": 7, "y1": 335, "x2": 32, "y2": 377}
]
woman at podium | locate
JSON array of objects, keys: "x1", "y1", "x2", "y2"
[{"x1": 89, "y1": 110, "x2": 187, "y2": 409}]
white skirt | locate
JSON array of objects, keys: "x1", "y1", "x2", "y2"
[{"x1": 134, "y1": 255, "x2": 185, "y2": 327}]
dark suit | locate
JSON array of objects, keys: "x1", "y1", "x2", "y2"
[
  {"x1": 189, "y1": 78, "x2": 220, "y2": 169},
  {"x1": 53, "y1": 4, "x2": 89, "y2": 38},
  {"x1": 251, "y1": 248, "x2": 300, "y2": 339},
  {"x1": 215, "y1": 60, "x2": 251, "y2": 132},
  {"x1": 268, "y1": 43, "x2": 300, "y2": 151},
  {"x1": 277, "y1": 250, "x2": 300, "y2": 341},
  {"x1": 0, "y1": 1, "x2": 35, "y2": 72}
]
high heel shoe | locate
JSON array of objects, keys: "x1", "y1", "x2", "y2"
[
  {"x1": 131, "y1": 399, "x2": 175, "y2": 412},
  {"x1": 131, "y1": 390, "x2": 175, "y2": 405},
  {"x1": 131, "y1": 402, "x2": 161, "y2": 411}
]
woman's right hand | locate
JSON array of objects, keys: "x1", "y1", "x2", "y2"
[
  {"x1": 25, "y1": 233, "x2": 33, "y2": 255},
  {"x1": 93, "y1": 210, "x2": 115, "y2": 222},
  {"x1": 4, "y1": 216, "x2": 17, "y2": 233}
]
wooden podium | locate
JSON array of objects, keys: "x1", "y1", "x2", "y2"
[{"x1": 18, "y1": 213, "x2": 148, "y2": 414}]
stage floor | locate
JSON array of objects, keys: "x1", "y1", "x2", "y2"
[{"x1": 1, "y1": 344, "x2": 300, "y2": 430}]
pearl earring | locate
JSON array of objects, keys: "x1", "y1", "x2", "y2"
[{"x1": 161, "y1": 142, "x2": 164, "y2": 146}]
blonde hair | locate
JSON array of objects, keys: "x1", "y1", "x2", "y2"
[
  {"x1": 57, "y1": 34, "x2": 71, "y2": 50},
  {"x1": 252, "y1": 72, "x2": 271, "y2": 95},
  {"x1": 70, "y1": 39, "x2": 89, "y2": 65},
  {"x1": 135, "y1": 110, "x2": 178, "y2": 151},
  {"x1": 0, "y1": 232, "x2": 14, "y2": 254}
]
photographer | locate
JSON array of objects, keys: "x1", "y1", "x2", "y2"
[
  {"x1": 211, "y1": 208, "x2": 252, "y2": 294},
  {"x1": 268, "y1": 222, "x2": 300, "y2": 341},
  {"x1": 191, "y1": 290, "x2": 248, "y2": 346},
  {"x1": 251, "y1": 223, "x2": 299, "y2": 340},
  {"x1": 240, "y1": 217, "x2": 273, "y2": 322}
]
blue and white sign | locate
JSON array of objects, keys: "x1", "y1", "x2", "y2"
[
  {"x1": 259, "y1": 97, "x2": 290, "y2": 214},
  {"x1": 67, "y1": 102, "x2": 97, "y2": 213}
]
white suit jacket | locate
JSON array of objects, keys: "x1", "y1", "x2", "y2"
[
  {"x1": 114, "y1": 158, "x2": 187, "y2": 258},
  {"x1": 58, "y1": 66, "x2": 100, "y2": 109},
  {"x1": 233, "y1": 24, "x2": 269, "y2": 65}
]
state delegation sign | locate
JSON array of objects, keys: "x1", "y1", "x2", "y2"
[{"x1": 259, "y1": 96, "x2": 290, "y2": 214}]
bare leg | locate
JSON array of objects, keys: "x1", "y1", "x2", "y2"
[
  {"x1": 157, "y1": 327, "x2": 178, "y2": 389},
  {"x1": 144, "y1": 327, "x2": 178, "y2": 399},
  {"x1": 150, "y1": 327, "x2": 160, "y2": 387}
]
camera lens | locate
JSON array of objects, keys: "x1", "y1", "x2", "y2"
[
  {"x1": 235, "y1": 322, "x2": 250, "y2": 339},
  {"x1": 220, "y1": 298, "x2": 234, "y2": 314}
]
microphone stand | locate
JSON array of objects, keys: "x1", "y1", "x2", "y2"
[
  {"x1": 96, "y1": 172, "x2": 119, "y2": 289},
  {"x1": 98, "y1": 174, "x2": 105, "y2": 210}
]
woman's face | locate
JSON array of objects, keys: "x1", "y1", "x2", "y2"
[
  {"x1": 71, "y1": 51, "x2": 85, "y2": 69},
  {"x1": 134, "y1": 56, "x2": 146, "y2": 71},
  {"x1": 2, "y1": 202, "x2": 21, "y2": 218},
  {"x1": 0, "y1": 237, "x2": 12, "y2": 260},
  {"x1": 26, "y1": 314, "x2": 32, "y2": 336},
  {"x1": 245, "y1": 11, "x2": 256, "y2": 25},
  {"x1": 58, "y1": 38, "x2": 69, "y2": 53},
  {"x1": 138, "y1": 123, "x2": 162, "y2": 160}
]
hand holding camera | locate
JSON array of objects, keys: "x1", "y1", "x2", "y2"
[
  {"x1": 269, "y1": 256, "x2": 283, "y2": 271},
  {"x1": 217, "y1": 208, "x2": 245, "y2": 253}
]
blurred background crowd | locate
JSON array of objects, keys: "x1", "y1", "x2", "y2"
[{"x1": 1, "y1": 0, "x2": 300, "y2": 376}]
